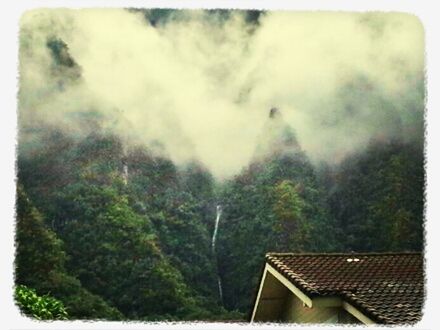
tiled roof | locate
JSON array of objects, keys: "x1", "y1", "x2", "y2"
[{"x1": 266, "y1": 252, "x2": 424, "y2": 324}]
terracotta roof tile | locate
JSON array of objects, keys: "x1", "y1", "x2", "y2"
[{"x1": 265, "y1": 252, "x2": 424, "y2": 324}]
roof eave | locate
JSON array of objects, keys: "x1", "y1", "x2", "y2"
[{"x1": 252, "y1": 260, "x2": 379, "y2": 325}]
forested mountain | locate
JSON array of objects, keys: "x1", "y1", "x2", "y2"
[
  {"x1": 15, "y1": 9, "x2": 425, "y2": 322},
  {"x1": 15, "y1": 107, "x2": 424, "y2": 320},
  {"x1": 323, "y1": 138, "x2": 425, "y2": 252},
  {"x1": 17, "y1": 127, "x2": 235, "y2": 320}
]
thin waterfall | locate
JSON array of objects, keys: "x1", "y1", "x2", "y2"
[
  {"x1": 212, "y1": 205, "x2": 222, "y2": 252},
  {"x1": 212, "y1": 205, "x2": 223, "y2": 303},
  {"x1": 122, "y1": 164, "x2": 129, "y2": 185},
  {"x1": 217, "y1": 276, "x2": 223, "y2": 304}
]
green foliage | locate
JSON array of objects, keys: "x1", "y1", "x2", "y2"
[
  {"x1": 15, "y1": 185, "x2": 67, "y2": 289},
  {"x1": 325, "y1": 139, "x2": 424, "y2": 251},
  {"x1": 216, "y1": 149, "x2": 337, "y2": 311},
  {"x1": 123, "y1": 150, "x2": 220, "y2": 307},
  {"x1": 43, "y1": 271, "x2": 123, "y2": 320},
  {"x1": 17, "y1": 129, "x2": 212, "y2": 320},
  {"x1": 15, "y1": 285, "x2": 68, "y2": 320},
  {"x1": 15, "y1": 184, "x2": 123, "y2": 320},
  {"x1": 51, "y1": 182, "x2": 196, "y2": 318},
  {"x1": 16, "y1": 123, "x2": 424, "y2": 320},
  {"x1": 272, "y1": 180, "x2": 310, "y2": 250}
]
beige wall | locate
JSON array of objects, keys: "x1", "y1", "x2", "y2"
[
  {"x1": 252, "y1": 270, "x2": 289, "y2": 321},
  {"x1": 282, "y1": 294, "x2": 360, "y2": 324},
  {"x1": 283, "y1": 293, "x2": 339, "y2": 323}
]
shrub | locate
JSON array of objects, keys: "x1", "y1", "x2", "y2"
[{"x1": 15, "y1": 285, "x2": 68, "y2": 320}]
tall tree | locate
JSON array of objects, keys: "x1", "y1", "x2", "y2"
[{"x1": 272, "y1": 180, "x2": 310, "y2": 251}]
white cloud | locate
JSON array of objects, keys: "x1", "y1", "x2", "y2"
[{"x1": 19, "y1": 9, "x2": 425, "y2": 178}]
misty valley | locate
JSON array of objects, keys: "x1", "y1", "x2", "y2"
[{"x1": 15, "y1": 9, "x2": 425, "y2": 321}]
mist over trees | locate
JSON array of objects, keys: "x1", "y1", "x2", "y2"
[
  {"x1": 15, "y1": 9, "x2": 425, "y2": 321},
  {"x1": 15, "y1": 115, "x2": 424, "y2": 319}
]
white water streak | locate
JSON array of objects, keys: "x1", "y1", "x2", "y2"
[
  {"x1": 211, "y1": 205, "x2": 222, "y2": 252},
  {"x1": 217, "y1": 276, "x2": 223, "y2": 303},
  {"x1": 212, "y1": 205, "x2": 223, "y2": 303},
  {"x1": 122, "y1": 164, "x2": 128, "y2": 185}
]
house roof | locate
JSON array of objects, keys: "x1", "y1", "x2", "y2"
[{"x1": 265, "y1": 252, "x2": 424, "y2": 324}]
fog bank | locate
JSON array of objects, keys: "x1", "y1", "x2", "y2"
[{"x1": 19, "y1": 9, "x2": 425, "y2": 179}]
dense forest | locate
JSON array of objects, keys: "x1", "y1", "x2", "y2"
[
  {"x1": 15, "y1": 109, "x2": 424, "y2": 320},
  {"x1": 15, "y1": 9, "x2": 425, "y2": 321}
]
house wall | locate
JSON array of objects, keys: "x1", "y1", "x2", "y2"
[
  {"x1": 252, "y1": 270, "x2": 290, "y2": 321},
  {"x1": 282, "y1": 293, "x2": 339, "y2": 323},
  {"x1": 282, "y1": 293, "x2": 361, "y2": 324}
]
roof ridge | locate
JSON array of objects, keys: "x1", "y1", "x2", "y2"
[{"x1": 266, "y1": 251, "x2": 422, "y2": 257}]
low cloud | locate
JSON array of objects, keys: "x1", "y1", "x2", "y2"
[{"x1": 19, "y1": 9, "x2": 425, "y2": 179}]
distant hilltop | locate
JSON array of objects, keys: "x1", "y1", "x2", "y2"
[
  {"x1": 252, "y1": 107, "x2": 299, "y2": 161},
  {"x1": 269, "y1": 107, "x2": 281, "y2": 119}
]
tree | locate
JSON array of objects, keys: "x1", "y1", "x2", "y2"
[
  {"x1": 326, "y1": 139, "x2": 424, "y2": 252},
  {"x1": 50, "y1": 181, "x2": 202, "y2": 319},
  {"x1": 15, "y1": 185, "x2": 123, "y2": 320},
  {"x1": 272, "y1": 180, "x2": 310, "y2": 251},
  {"x1": 217, "y1": 147, "x2": 335, "y2": 312},
  {"x1": 15, "y1": 185, "x2": 67, "y2": 289}
]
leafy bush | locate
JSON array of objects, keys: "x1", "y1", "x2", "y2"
[{"x1": 15, "y1": 285, "x2": 68, "y2": 320}]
